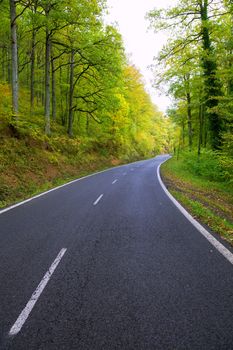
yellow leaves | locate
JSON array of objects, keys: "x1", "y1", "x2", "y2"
[
  {"x1": 0, "y1": 83, "x2": 12, "y2": 116},
  {"x1": 0, "y1": 83, "x2": 11, "y2": 98},
  {"x1": 114, "y1": 93, "x2": 130, "y2": 118}
]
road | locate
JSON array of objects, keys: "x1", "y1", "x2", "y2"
[{"x1": 0, "y1": 155, "x2": 233, "y2": 349}]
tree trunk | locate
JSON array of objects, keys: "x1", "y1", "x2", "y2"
[
  {"x1": 198, "y1": 103, "x2": 204, "y2": 157},
  {"x1": 45, "y1": 19, "x2": 51, "y2": 134},
  {"x1": 51, "y1": 50, "x2": 56, "y2": 121},
  {"x1": 184, "y1": 73, "x2": 192, "y2": 151},
  {"x1": 182, "y1": 119, "x2": 185, "y2": 147},
  {"x1": 30, "y1": 28, "x2": 36, "y2": 113},
  {"x1": 64, "y1": 65, "x2": 69, "y2": 126},
  {"x1": 227, "y1": 3, "x2": 233, "y2": 96},
  {"x1": 199, "y1": 0, "x2": 222, "y2": 149},
  {"x1": 186, "y1": 91, "x2": 192, "y2": 151},
  {"x1": 67, "y1": 49, "x2": 75, "y2": 137},
  {"x1": 59, "y1": 66, "x2": 65, "y2": 125},
  {"x1": 10, "y1": 0, "x2": 18, "y2": 116},
  {"x1": 7, "y1": 43, "x2": 11, "y2": 84}
]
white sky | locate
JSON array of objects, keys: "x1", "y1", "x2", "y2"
[{"x1": 105, "y1": 0, "x2": 176, "y2": 113}]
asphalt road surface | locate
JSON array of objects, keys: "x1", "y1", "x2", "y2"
[{"x1": 0, "y1": 155, "x2": 233, "y2": 350}]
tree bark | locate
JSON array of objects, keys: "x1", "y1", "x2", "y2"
[
  {"x1": 198, "y1": 103, "x2": 204, "y2": 157},
  {"x1": 186, "y1": 91, "x2": 192, "y2": 151},
  {"x1": 51, "y1": 49, "x2": 56, "y2": 121},
  {"x1": 7, "y1": 44, "x2": 11, "y2": 84},
  {"x1": 44, "y1": 4, "x2": 51, "y2": 135},
  {"x1": 10, "y1": 0, "x2": 18, "y2": 116},
  {"x1": 30, "y1": 28, "x2": 36, "y2": 113},
  {"x1": 59, "y1": 66, "x2": 65, "y2": 125},
  {"x1": 228, "y1": 2, "x2": 233, "y2": 96},
  {"x1": 182, "y1": 119, "x2": 185, "y2": 147},
  {"x1": 184, "y1": 73, "x2": 192, "y2": 151},
  {"x1": 67, "y1": 49, "x2": 75, "y2": 137},
  {"x1": 199, "y1": 0, "x2": 222, "y2": 149}
]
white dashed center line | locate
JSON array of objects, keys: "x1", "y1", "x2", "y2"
[
  {"x1": 93, "y1": 194, "x2": 103, "y2": 206},
  {"x1": 112, "y1": 179, "x2": 118, "y2": 184},
  {"x1": 9, "y1": 248, "x2": 67, "y2": 337}
]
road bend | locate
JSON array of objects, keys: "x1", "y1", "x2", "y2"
[{"x1": 0, "y1": 155, "x2": 233, "y2": 349}]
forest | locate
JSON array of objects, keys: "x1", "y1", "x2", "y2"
[
  {"x1": 0, "y1": 0, "x2": 170, "y2": 152},
  {"x1": 0, "y1": 0, "x2": 172, "y2": 207},
  {"x1": 148, "y1": 0, "x2": 233, "y2": 182}
]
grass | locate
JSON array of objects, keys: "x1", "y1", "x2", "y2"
[
  {"x1": 0, "y1": 115, "x2": 138, "y2": 210},
  {"x1": 161, "y1": 155, "x2": 233, "y2": 245}
]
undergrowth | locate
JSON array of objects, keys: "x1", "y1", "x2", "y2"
[
  {"x1": 177, "y1": 149, "x2": 233, "y2": 183},
  {"x1": 0, "y1": 114, "x2": 141, "y2": 209},
  {"x1": 161, "y1": 152, "x2": 233, "y2": 245}
]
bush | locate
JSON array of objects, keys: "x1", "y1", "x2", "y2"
[
  {"x1": 181, "y1": 150, "x2": 225, "y2": 182},
  {"x1": 219, "y1": 154, "x2": 233, "y2": 183}
]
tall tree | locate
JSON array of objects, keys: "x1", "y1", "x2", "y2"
[
  {"x1": 10, "y1": 0, "x2": 18, "y2": 115},
  {"x1": 148, "y1": 0, "x2": 224, "y2": 150},
  {"x1": 199, "y1": 0, "x2": 222, "y2": 149}
]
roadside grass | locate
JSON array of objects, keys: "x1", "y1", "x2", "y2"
[{"x1": 161, "y1": 155, "x2": 233, "y2": 245}]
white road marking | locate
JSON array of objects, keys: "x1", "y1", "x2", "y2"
[
  {"x1": 123, "y1": 172, "x2": 127, "y2": 176},
  {"x1": 93, "y1": 194, "x2": 103, "y2": 206},
  {"x1": 9, "y1": 248, "x2": 67, "y2": 337},
  {"x1": 157, "y1": 160, "x2": 233, "y2": 266},
  {"x1": 0, "y1": 160, "x2": 144, "y2": 215},
  {"x1": 112, "y1": 179, "x2": 118, "y2": 184}
]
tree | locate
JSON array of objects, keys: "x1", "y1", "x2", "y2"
[
  {"x1": 10, "y1": 0, "x2": 18, "y2": 115},
  {"x1": 148, "y1": 0, "x2": 225, "y2": 150},
  {"x1": 0, "y1": 0, "x2": 171, "y2": 161}
]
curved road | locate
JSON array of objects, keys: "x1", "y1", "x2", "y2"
[{"x1": 0, "y1": 155, "x2": 233, "y2": 349}]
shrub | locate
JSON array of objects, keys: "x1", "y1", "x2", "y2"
[{"x1": 181, "y1": 150, "x2": 225, "y2": 182}]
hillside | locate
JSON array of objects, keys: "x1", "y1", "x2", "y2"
[{"x1": 0, "y1": 109, "x2": 167, "y2": 209}]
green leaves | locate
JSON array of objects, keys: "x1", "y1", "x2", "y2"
[
  {"x1": 0, "y1": 0, "x2": 171, "y2": 159},
  {"x1": 148, "y1": 0, "x2": 233, "y2": 154}
]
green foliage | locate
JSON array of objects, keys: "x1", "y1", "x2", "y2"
[
  {"x1": 219, "y1": 154, "x2": 233, "y2": 183},
  {"x1": 147, "y1": 0, "x2": 233, "y2": 174},
  {"x1": 180, "y1": 150, "x2": 224, "y2": 182},
  {"x1": 0, "y1": 0, "x2": 171, "y2": 160},
  {"x1": 176, "y1": 149, "x2": 232, "y2": 183},
  {"x1": 0, "y1": 0, "x2": 174, "y2": 209},
  {"x1": 161, "y1": 156, "x2": 233, "y2": 244}
]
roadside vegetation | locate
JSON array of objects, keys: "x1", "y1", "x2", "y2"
[
  {"x1": 0, "y1": 92, "x2": 171, "y2": 209},
  {"x1": 161, "y1": 152, "x2": 233, "y2": 245},
  {"x1": 147, "y1": 0, "x2": 233, "y2": 245}
]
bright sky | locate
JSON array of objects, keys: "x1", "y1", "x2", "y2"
[{"x1": 105, "y1": 0, "x2": 176, "y2": 113}]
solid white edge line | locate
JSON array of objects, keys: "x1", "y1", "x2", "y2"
[
  {"x1": 112, "y1": 179, "x2": 118, "y2": 184},
  {"x1": 9, "y1": 248, "x2": 67, "y2": 337},
  {"x1": 157, "y1": 160, "x2": 233, "y2": 266},
  {"x1": 93, "y1": 194, "x2": 103, "y2": 206},
  {"x1": 0, "y1": 159, "x2": 146, "y2": 215}
]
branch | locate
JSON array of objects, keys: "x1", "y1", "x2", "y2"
[
  {"x1": 74, "y1": 107, "x2": 102, "y2": 123},
  {"x1": 13, "y1": 1, "x2": 32, "y2": 25}
]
